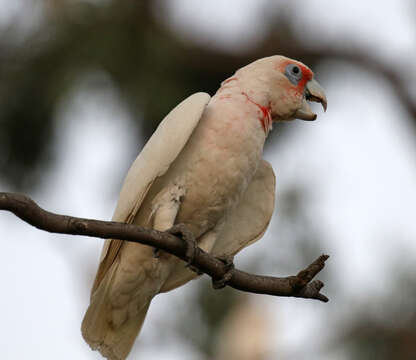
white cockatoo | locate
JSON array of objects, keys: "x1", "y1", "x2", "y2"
[{"x1": 82, "y1": 55, "x2": 327, "y2": 360}]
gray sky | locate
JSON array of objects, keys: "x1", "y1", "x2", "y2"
[{"x1": 1, "y1": 1, "x2": 416, "y2": 359}]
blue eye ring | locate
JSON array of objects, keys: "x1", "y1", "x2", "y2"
[{"x1": 285, "y1": 64, "x2": 302, "y2": 85}]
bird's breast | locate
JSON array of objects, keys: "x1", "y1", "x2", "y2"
[{"x1": 171, "y1": 97, "x2": 267, "y2": 236}]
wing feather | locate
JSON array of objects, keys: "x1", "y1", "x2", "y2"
[
  {"x1": 91, "y1": 93, "x2": 211, "y2": 293},
  {"x1": 211, "y1": 160, "x2": 276, "y2": 256}
]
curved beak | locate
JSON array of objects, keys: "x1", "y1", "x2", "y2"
[{"x1": 294, "y1": 78, "x2": 327, "y2": 121}]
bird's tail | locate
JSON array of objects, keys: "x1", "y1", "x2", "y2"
[{"x1": 81, "y1": 264, "x2": 151, "y2": 360}]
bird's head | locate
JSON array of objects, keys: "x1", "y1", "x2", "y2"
[{"x1": 237, "y1": 55, "x2": 327, "y2": 122}]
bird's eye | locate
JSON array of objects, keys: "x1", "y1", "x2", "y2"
[{"x1": 285, "y1": 63, "x2": 302, "y2": 85}]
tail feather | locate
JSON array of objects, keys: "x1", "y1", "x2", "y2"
[{"x1": 81, "y1": 264, "x2": 151, "y2": 360}]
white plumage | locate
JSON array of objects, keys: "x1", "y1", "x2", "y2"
[{"x1": 82, "y1": 55, "x2": 326, "y2": 360}]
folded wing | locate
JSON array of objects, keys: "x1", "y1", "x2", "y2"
[{"x1": 91, "y1": 92, "x2": 211, "y2": 293}]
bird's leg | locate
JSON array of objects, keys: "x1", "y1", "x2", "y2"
[
  {"x1": 212, "y1": 255, "x2": 235, "y2": 289},
  {"x1": 168, "y1": 223, "x2": 203, "y2": 274},
  {"x1": 151, "y1": 184, "x2": 186, "y2": 258}
]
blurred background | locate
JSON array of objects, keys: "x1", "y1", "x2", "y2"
[{"x1": 1, "y1": 0, "x2": 416, "y2": 359}]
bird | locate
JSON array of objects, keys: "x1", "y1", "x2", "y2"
[{"x1": 81, "y1": 55, "x2": 327, "y2": 360}]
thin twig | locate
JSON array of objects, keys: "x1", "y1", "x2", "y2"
[{"x1": 0, "y1": 192, "x2": 329, "y2": 302}]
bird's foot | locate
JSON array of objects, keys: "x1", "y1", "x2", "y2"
[
  {"x1": 212, "y1": 255, "x2": 235, "y2": 289},
  {"x1": 168, "y1": 223, "x2": 203, "y2": 274}
]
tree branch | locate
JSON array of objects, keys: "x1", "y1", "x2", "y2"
[{"x1": 0, "y1": 192, "x2": 329, "y2": 302}]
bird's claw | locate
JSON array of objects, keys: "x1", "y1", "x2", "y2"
[
  {"x1": 168, "y1": 224, "x2": 202, "y2": 274},
  {"x1": 212, "y1": 255, "x2": 235, "y2": 289}
]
